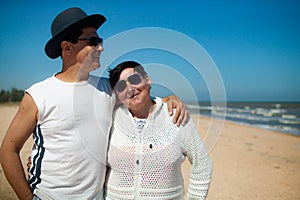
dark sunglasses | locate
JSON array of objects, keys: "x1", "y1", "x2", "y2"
[
  {"x1": 77, "y1": 37, "x2": 103, "y2": 46},
  {"x1": 114, "y1": 73, "x2": 143, "y2": 92}
]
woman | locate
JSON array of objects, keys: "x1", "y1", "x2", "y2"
[{"x1": 105, "y1": 61, "x2": 212, "y2": 199}]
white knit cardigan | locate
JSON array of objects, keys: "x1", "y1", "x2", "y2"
[{"x1": 105, "y1": 97, "x2": 212, "y2": 200}]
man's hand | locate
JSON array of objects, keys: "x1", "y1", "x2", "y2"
[
  {"x1": 163, "y1": 95, "x2": 190, "y2": 126},
  {"x1": 27, "y1": 156, "x2": 32, "y2": 173}
]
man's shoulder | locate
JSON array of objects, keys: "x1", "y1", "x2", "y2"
[
  {"x1": 27, "y1": 76, "x2": 54, "y2": 90},
  {"x1": 88, "y1": 75, "x2": 110, "y2": 84},
  {"x1": 88, "y1": 75, "x2": 113, "y2": 95}
]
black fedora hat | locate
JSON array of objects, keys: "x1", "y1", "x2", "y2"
[{"x1": 45, "y1": 7, "x2": 106, "y2": 59}]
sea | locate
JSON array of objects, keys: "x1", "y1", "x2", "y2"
[{"x1": 187, "y1": 102, "x2": 300, "y2": 136}]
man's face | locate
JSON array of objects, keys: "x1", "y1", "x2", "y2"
[{"x1": 75, "y1": 27, "x2": 104, "y2": 73}]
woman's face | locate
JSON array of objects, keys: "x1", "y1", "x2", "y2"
[{"x1": 116, "y1": 68, "x2": 151, "y2": 110}]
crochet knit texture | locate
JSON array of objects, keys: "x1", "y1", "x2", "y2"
[{"x1": 105, "y1": 98, "x2": 212, "y2": 200}]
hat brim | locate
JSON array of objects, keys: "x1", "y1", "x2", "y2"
[{"x1": 45, "y1": 14, "x2": 106, "y2": 59}]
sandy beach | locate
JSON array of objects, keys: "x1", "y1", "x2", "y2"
[{"x1": 0, "y1": 104, "x2": 299, "y2": 199}]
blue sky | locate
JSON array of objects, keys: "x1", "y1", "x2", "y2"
[{"x1": 0, "y1": 0, "x2": 299, "y2": 102}]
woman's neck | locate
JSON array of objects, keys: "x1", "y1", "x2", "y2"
[{"x1": 129, "y1": 99, "x2": 155, "y2": 119}]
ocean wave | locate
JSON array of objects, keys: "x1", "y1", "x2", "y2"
[
  {"x1": 212, "y1": 111, "x2": 274, "y2": 122},
  {"x1": 278, "y1": 119, "x2": 300, "y2": 125},
  {"x1": 187, "y1": 102, "x2": 300, "y2": 136},
  {"x1": 282, "y1": 114, "x2": 298, "y2": 119}
]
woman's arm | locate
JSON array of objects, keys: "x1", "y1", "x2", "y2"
[{"x1": 182, "y1": 121, "x2": 213, "y2": 199}]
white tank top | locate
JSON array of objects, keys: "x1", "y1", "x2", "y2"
[{"x1": 27, "y1": 75, "x2": 115, "y2": 200}]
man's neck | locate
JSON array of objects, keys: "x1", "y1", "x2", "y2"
[{"x1": 56, "y1": 63, "x2": 89, "y2": 82}]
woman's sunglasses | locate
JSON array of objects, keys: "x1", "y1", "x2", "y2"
[
  {"x1": 77, "y1": 37, "x2": 103, "y2": 46},
  {"x1": 114, "y1": 73, "x2": 143, "y2": 93}
]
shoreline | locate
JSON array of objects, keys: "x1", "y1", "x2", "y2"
[
  {"x1": 212, "y1": 116, "x2": 300, "y2": 137},
  {"x1": 1, "y1": 104, "x2": 299, "y2": 199},
  {"x1": 197, "y1": 114, "x2": 300, "y2": 137},
  {"x1": 191, "y1": 101, "x2": 300, "y2": 137}
]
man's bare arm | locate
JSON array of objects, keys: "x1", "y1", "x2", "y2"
[{"x1": 0, "y1": 93, "x2": 37, "y2": 200}]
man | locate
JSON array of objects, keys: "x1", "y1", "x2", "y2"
[{"x1": 0, "y1": 7, "x2": 188, "y2": 200}]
